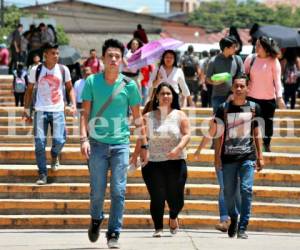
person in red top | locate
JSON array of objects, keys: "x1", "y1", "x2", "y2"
[
  {"x1": 83, "y1": 49, "x2": 102, "y2": 74},
  {"x1": 140, "y1": 64, "x2": 154, "y2": 105},
  {"x1": 133, "y1": 24, "x2": 148, "y2": 44},
  {"x1": 0, "y1": 43, "x2": 9, "y2": 66}
]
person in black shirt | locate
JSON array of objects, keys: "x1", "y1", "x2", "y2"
[{"x1": 214, "y1": 74, "x2": 264, "y2": 239}]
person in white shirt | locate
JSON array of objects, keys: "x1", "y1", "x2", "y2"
[
  {"x1": 23, "y1": 42, "x2": 76, "y2": 185},
  {"x1": 74, "y1": 66, "x2": 92, "y2": 109},
  {"x1": 148, "y1": 50, "x2": 191, "y2": 107}
]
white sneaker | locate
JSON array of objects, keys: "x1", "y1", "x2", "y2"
[
  {"x1": 107, "y1": 232, "x2": 120, "y2": 249},
  {"x1": 51, "y1": 157, "x2": 59, "y2": 171},
  {"x1": 152, "y1": 229, "x2": 163, "y2": 238}
]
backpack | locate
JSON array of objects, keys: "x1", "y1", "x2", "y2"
[
  {"x1": 284, "y1": 63, "x2": 298, "y2": 85},
  {"x1": 218, "y1": 101, "x2": 257, "y2": 156},
  {"x1": 182, "y1": 54, "x2": 197, "y2": 77},
  {"x1": 223, "y1": 101, "x2": 256, "y2": 123},
  {"x1": 13, "y1": 70, "x2": 27, "y2": 93}
]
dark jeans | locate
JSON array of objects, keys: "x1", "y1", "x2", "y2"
[
  {"x1": 247, "y1": 97, "x2": 276, "y2": 148},
  {"x1": 14, "y1": 92, "x2": 25, "y2": 107},
  {"x1": 200, "y1": 84, "x2": 212, "y2": 107},
  {"x1": 142, "y1": 159, "x2": 187, "y2": 230},
  {"x1": 284, "y1": 84, "x2": 297, "y2": 109},
  {"x1": 223, "y1": 160, "x2": 255, "y2": 231},
  {"x1": 186, "y1": 79, "x2": 200, "y2": 104}
]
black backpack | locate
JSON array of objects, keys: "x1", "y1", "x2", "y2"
[{"x1": 182, "y1": 55, "x2": 197, "y2": 77}]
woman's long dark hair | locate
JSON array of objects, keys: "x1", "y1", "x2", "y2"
[
  {"x1": 127, "y1": 38, "x2": 143, "y2": 50},
  {"x1": 152, "y1": 82, "x2": 180, "y2": 111},
  {"x1": 258, "y1": 36, "x2": 280, "y2": 58},
  {"x1": 159, "y1": 49, "x2": 178, "y2": 68}
]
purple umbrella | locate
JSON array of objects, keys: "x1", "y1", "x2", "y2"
[{"x1": 127, "y1": 38, "x2": 184, "y2": 69}]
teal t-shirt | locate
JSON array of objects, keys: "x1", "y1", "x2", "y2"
[{"x1": 81, "y1": 73, "x2": 141, "y2": 144}]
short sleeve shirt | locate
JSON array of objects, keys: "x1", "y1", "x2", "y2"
[
  {"x1": 81, "y1": 73, "x2": 141, "y2": 144},
  {"x1": 214, "y1": 101, "x2": 261, "y2": 163},
  {"x1": 206, "y1": 54, "x2": 245, "y2": 97},
  {"x1": 28, "y1": 64, "x2": 71, "y2": 112}
]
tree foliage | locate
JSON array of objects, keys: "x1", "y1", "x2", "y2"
[
  {"x1": 0, "y1": 5, "x2": 24, "y2": 44},
  {"x1": 188, "y1": 0, "x2": 300, "y2": 32},
  {"x1": 56, "y1": 25, "x2": 70, "y2": 45},
  {"x1": 0, "y1": 5, "x2": 69, "y2": 45}
]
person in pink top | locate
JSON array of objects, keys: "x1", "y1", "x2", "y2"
[
  {"x1": 244, "y1": 36, "x2": 285, "y2": 152},
  {"x1": 83, "y1": 49, "x2": 102, "y2": 74},
  {"x1": 0, "y1": 44, "x2": 9, "y2": 66}
]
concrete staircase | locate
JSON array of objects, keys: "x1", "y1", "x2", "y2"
[{"x1": 0, "y1": 75, "x2": 300, "y2": 231}]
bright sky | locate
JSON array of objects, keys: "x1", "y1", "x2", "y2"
[{"x1": 6, "y1": 0, "x2": 167, "y2": 13}]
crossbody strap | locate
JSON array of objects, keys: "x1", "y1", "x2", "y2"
[{"x1": 95, "y1": 76, "x2": 130, "y2": 117}]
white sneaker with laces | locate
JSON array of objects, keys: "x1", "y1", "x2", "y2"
[{"x1": 152, "y1": 229, "x2": 163, "y2": 238}]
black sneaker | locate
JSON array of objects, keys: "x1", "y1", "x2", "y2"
[
  {"x1": 36, "y1": 174, "x2": 47, "y2": 185},
  {"x1": 237, "y1": 230, "x2": 248, "y2": 239},
  {"x1": 228, "y1": 218, "x2": 238, "y2": 238},
  {"x1": 106, "y1": 232, "x2": 120, "y2": 249},
  {"x1": 88, "y1": 219, "x2": 102, "y2": 243}
]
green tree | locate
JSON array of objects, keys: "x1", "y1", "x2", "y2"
[
  {"x1": 188, "y1": 0, "x2": 300, "y2": 32},
  {"x1": 0, "y1": 5, "x2": 69, "y2": 46},
  {"x1": 0, "y1": 5, "x2": 24, "y2": 44},
  {"x1": 56, "y1": 25, "x2": 69, "y2": 45}
]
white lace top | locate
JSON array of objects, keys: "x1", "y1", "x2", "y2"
[{"x1": 147, "y1": 109, "x2": 187, "y2": 162}]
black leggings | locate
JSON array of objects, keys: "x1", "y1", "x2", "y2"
[
  {"x1": 284, "y1": 84, "x2": 297, "y2": 109},
  {"x1": 14, "y1": 92, "x2": 25, "y2": 107},
  {"x1": 247, "y1": 97, "x2": 276, "y2": 147},
  {"x1": 141, "y1": 159, "x2": 187, "y2": 230}
]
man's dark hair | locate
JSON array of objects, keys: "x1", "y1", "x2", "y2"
[
  {"x1": 233, "y1": 73, "x2": 249, "y2": 86},
  {"x1": 209, "y1": 48, "x2": 220, "y2": 56},
  {"x1": 43, "y1": 42, "x2": 59, "y2": 52},
  {"x1": 17, "y1": 24, "x2": 23, "y2": 29},
  {"x1": 152, "y1": 82, "x2": 180, "y2": 111},
  {"x1": 90, "y1": 49, "x2": 96, "y2": 54},
  {"x1": 219, "y1": 36, "x2": 237, "y2": 51},
  {"x1": 102, "y1": 39, "x2": 125, "y2": 57},
  {"x1": 188, "y1": 45, "x2": 194, "y2": 53},
  {"x1": 202, "y1": 50, "x2": 209, "y2": 58},
  {"x1": 137, "y1": 24, "x2": 142, "y2": 29}
]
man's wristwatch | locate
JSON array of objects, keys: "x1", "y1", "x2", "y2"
[{"x1": 141, "y1": 144, "x2": 149, "y2": 150}]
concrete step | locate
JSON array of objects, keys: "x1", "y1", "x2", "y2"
[
  {"x1": 1, "y1": 143, "x2": 299, "y2": 154},
  {"x1": 0, "y1": 90, "x2": 13, "y2": 96},
  {"x1": 0, "y1": 75, "x2": 13, "y2": 83},
  {"x1": 0, "y1": 96, "x2": 15, "y2": 103},
  {"x1": 2, "y1": 116, "x2": 300, "y2": 128},
  {"x1": 1, "y1": 165, "x2": 300, "y2": 187},
  {"x1": 0, "y1": 183, "x2": 299, "y2": 203},
  {"x1": 0, "y1": 199, "x2": 299, "y2": 219},
  {"x1": 0, "y1": 147, "x2": 299, "y2": 166},
  {"x1": 0, "y1": 116, "x2": 79, "y2": 126},
  {"x1": 1, "y1": 134, "x2": 300, "y2": 144},
  {"x1": 0, "y1": 214, "x2": 300, "y2": 232},
  {"x1": 0, "y1": 125, "x2": 299, "y2": 138},
  {"x1": 1, "y1": 106, "x2": 300, "y2": 118}
]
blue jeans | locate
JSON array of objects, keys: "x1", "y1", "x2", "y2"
[
  {"x1": 34, "y1": 111, "x2": 66, "y2": 176},
  {"x1": 216, "y1": 170, "x2": 240, "y2": 222},
  {"x1": 212, "y1": 96, "x2": 227, "y2": 113},
  {"x1": 88, "y1": 139, "x2": 129, "y2": 234},
  {"x1": 141, "y1": 86, "x2": 148, "y2": 106},
  {"x1": 222, "y1": 160, "x2": 255, "y2": 231}
]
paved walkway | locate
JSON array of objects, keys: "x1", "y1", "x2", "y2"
[{"x1": 0, "y1": 229, "x2": 300, "y2": 250}]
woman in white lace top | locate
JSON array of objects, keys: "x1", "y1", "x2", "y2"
[
  {"x1": 131, "y1": 82, "x2": 190, "y2": 237},
  {"x1": 148, "y1": 50, "x2": 191, "y2": 107}
]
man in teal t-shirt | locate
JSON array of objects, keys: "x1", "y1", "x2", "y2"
[{"x1": 80, "y1": 39, "x2": 148, "y2": 249}]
